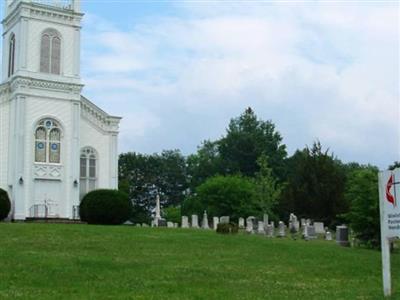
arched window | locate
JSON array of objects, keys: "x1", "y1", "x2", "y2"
[
  {"x1": 40, "y1": 29, "x2": 61, "y2": 75},
  {"x1": 80, "y1": 147, "x2": 98, "y2": 199},
  {"x1": 8, "y1": 33, "x2": 15, "y2": 77},
  {"x1": 34, "y1": 119, "x2": 62, "y2": 164}
]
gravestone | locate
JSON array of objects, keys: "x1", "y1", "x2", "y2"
[
  {"x1": 314, "y1": 222, "x2": 325, "y2": 234},
  {"x1": 336, "y1": 225, "x2": 350, "y2": 247},
  {"x1": 246, "y1": 217, "x2": 255, "y2": 234},
  {"x1": 191, "y1": 215, "x2": 199, "y2": 228},
  {"x1": 142, "y1": 223, "x2": 149, "y2": 227},
  {"x1": 136, "y1": 223, "x2": 141, "y2": 227},
  {"x1": 307, "y1": 225, "x2": 317, "y2": 239},
  {"x1": 289, "y1": 213, "x2": 299, "y2": 232},
  {"x1": 301, "y1": 218, "x2": 306, "y2": 228},
  {"x1": 220, "y1": 216, "x2": 230, "y2": 224},
  {"x1": 157, "y1": 219, "x2": 167, "y2": 227},
  {"x1": 266, "y1": 224, "x2": 274, "y2": 237},
  {"x1": 238, "y1": 217, "x2": 245, "y2": 229},
  {"x1": 181, "y1": 216, "x2": 189, "y2": 228},
  {"x1": 167, "y1": 221, "x2": 174, "y2": 228},
  {"x1": 278, "y1": 221, "x2": 286, "y2": 237},
  {"x1": 213, "y1": 217, "x2": 219, "y2": 230},
  {"x1": 257, "y1": 221, "x2": 265, "y2": 234},
  {"x1": 263, "y1": 214, "x2": 269, "y2": 226},
  {"x1": 202, "y1": 211, "x2": 210, "y2": 229},
  {"x1": 174, "y1": 223, "x2": 179, "y2": 228},
  {"x1": 325, "y1": 231, "x2": 332, "y2": 241}
]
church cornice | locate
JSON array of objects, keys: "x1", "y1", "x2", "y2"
[
  {"x1": 3, "y1": 1, "x2": 83, "y2": 28},
  {"x1": 0, "y1": 82, "x2": 11, "y2": 97},
  {"x1": 9, "y1": 76, "x2": 83, "y2": 94},
  {"x1": 81, "y1": 96, "x2": 121, "y2": 134}
]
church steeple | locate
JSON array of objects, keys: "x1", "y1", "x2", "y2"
[{"x1": 2, "y1": 0, "x2": 83, "y2": 83}]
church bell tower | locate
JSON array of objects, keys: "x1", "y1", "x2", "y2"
[{"x1": 0, "y1": 0, "x2": 85, "y2": 220}]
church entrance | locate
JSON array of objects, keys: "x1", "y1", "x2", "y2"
[{"x1": 33, "y1": 180, "x2": 62, "y2": 218}]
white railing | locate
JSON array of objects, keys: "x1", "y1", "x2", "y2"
[{"x1": 29, "y1": 204, "x2": 48, "y2": 218}]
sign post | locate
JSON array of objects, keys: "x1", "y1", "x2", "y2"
[{"x1": 379, "y1": 168, "x2": 400, "y2": 297}]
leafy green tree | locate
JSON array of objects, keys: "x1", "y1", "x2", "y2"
[
  {"x1": 187, "y1": 140, "x2": 223, "y2": 189},
  {"x1": 279, "y1": 141, "x2": 347, "y2": 226},
  {"x1": 163, "y1": 206, "x2": 182, "y2": 224},
  {"x1": 119, "y1": 150, "x2": 188, "y2": 223},
  {"x1": 183, "y1": 175, "x2": 257, "y2": 220},
  {"x1": 219, "y1": 107, "x2": 287, "y2": 180},
  {"x1": 343, "y1": 166, "x2": 380, "y2": 248},
  {"x1": 389, "y1": 161, "x2": 400, "y2": 170},
  {"x1": 253, "y1": 154, "x2": 283, "y2": 220}
]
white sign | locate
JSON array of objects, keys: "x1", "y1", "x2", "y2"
[{"x1": 379, "y1": 168, "x2": 400, "y2": 297}]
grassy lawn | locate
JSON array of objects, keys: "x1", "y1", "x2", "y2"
[{"x1": 0, "y1": 223, "x2": 399, "y2": 299}]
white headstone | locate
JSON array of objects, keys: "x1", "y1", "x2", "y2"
[
  {"x1": 314, "y1": 222, "x2": 325, "y2": 234},
  {"x1": 278, "y1": 221, "x2": 286, "y2": 237},
  {"x1": 246, "y1": 217, "x2": 254, "y2": 234},
  {"x1": 220, "y1": 216, "x2": 230, "y2": 224},
  {"x1": 306, "y1": 225, "x2": 317, "y2": 239},
  {"x1": 266, "y1": 224, "x2": 274, "y2": 237},
  {"x1": 325, "y1": 231, "x2": 332, "y2": 241},
  {"x1": 202, "y1": 211, "x2": 210, "y2": 229},
  {"x1": 167, "y1": 221, "x2": 174, "y2": 228},
  {"x1": 213, "y1": 217, "x2": 219, "y2": 230},
  {"x1": 191, "y1": 215, "x2": 199, "y2": 228},
  {"x1": 238, "y1": 217, "x2": 245, "y2": 229},
  {"x1": 263, "y1": 214, "x2": 269, "y2": 226},
  {"x1": 181, "y1": 216, "x2": 189, "y2": 228},
  {"x1": 257, "y1": 221, "x2": 265, "y2": 234}
]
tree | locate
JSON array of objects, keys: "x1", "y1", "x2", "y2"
[
  {"x1": 343, "y1": 166, "x2": 380, "y2": 248},
  {"x1": 252, "y1": 154, "x2": 283, "y2": 221},
  {"x1": 219, "y1": 107, "x2": 287, "y2": 180},
  {"x1": 389, "y1": 161, "x2": 400, "y2": 170},
  {"x1": 279, "y1": 141, "x2": 347, "y2": 226},
  {"x1": 186, "y1": 140, "x2": 223, "y2": 189},
  {"x1": 183, "y1": 175, "x2": 257, "y2": 220},
  {"x1": 119, "y1": 150, "x2": 188, "y2": 223}
]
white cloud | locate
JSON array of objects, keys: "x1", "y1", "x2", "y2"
[{"x1": 81, "y1": 2, "x2": 399, "y2": 167}]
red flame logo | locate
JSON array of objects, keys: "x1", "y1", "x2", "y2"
[{"x1": 386, "y1": 175, "x2": 396, "y2": 207}]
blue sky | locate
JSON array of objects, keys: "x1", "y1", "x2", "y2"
[
  {"x1": 13, "y1": 1, "x2": 400, "y2": 168},
  {"x1": 77, "y1": 1, "x2": 399, "y2": 169}
]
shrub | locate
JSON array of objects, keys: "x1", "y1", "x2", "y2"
[
  {"x1": 0, "y1": 188, "x2": 11, "y2": 221},
  {"x1": 194, "y1": 175, "x2": 258, "y2": 219},
  {"x1": 216, "y1": 223, "x2": 239, "y2": 234},
  {"x1": 343, "y1": 167, "x2": 380, "y2": 248},
  {"x1": 80, "y1": 189, "x2": 132, "y2": 225}
]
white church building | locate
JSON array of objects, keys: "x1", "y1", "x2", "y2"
[{"x1": 0, "y1": 0, "x2": 121, "y2": 220}]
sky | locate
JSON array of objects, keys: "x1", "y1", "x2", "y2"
[{"x1": 14, "y1": 1, "x2": 400, "y2": 168}]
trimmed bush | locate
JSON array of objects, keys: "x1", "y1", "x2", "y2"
[
  {"x1": 0, "y1": 188, "x2": 11, "y2": 221},
  {"x1": 80, "y1": 189, "x2": 132, "y2": 225},
  {"x1": 216, "y1": 223, "x2": 239, "y2": 234}
]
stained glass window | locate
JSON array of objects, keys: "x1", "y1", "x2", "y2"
[{"x1": 34, "y1": 119, "x2": 61, "y2": 164}]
